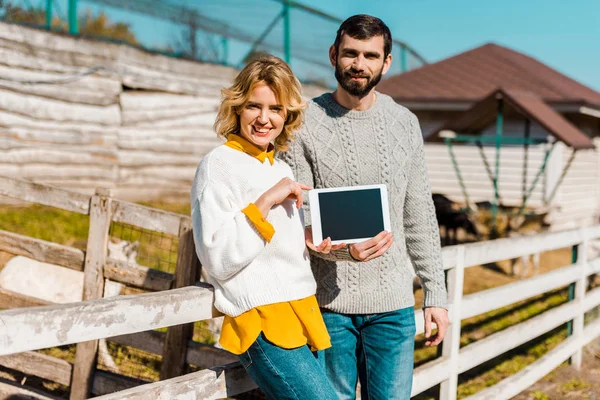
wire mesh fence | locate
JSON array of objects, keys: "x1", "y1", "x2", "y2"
[
  {"x1": 108, "y1": 220, "x2": 178, "y2": 274},
  {"x1": 0, "y1": 0, "x2": 427, "y2": 87}
]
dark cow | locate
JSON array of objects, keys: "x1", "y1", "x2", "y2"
[{"x1": 432, "y1": 194, "x2": 479, "y2": 245}]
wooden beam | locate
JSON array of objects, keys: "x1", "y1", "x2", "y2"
[
  {"x1": 0, "y1": 351, "x2": 72, "y2": 386},
  {"x1": 111, "y1": 199, "x2": 183, "y2": 236},
  {"x1": 0, "y1": 378, "x2": 62, "y2": 399},
  {"x1": 104, "y1": 259, "x2": 173, "y2": 292},
  {"x1": 93, "y1": 362, "x2": 255, "y2": 400},
  {"x1": 0, "y1": 285, "x2": 216, "y2": 356},
  {"x1": 109, "y1": 330, "x2": 236, "y2": 369},
  {"x1": 0, "y1": 287, "x2": 51, "y2": 309},
  {"x1": 0, "y1": 176, "x2": 90, "y2": 214},
  {"x1": 0, "y1": 229, "x2": 85, "y2": 271},
  {"x1": 92, "y1": 370, "x2": 147, "y2": 396},
  {"x1": 160, "y1": 218, "x2": 201, "y2": 380},
  {"x1": 71, "y1": 188, "x2": 113, "y2": 400}
]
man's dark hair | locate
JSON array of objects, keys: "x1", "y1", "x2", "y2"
[{"x1": 333, "y1": 14, "x2": 392, "y2": 58}]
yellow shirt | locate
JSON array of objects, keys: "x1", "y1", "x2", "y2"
[{"x1": 220, "y1": 134, "x2": 330, "y2": 355}]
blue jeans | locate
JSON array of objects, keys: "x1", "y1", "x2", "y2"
[
  {"x1": 238, "y1": 333, "x2": 338, "y2": 400},
  {"x1": 321, "y1": 307, "x2": 416, "y2": 400}
]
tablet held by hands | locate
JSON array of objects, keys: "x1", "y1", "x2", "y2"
[{"x1": 309, "y1": 184, "x2": 391, "y2": 245}]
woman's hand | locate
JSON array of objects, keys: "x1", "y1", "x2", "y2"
[
  {"x1": 305, "y1": 226, "x2": 346, "y2": 254},
  {"x1": 255, "y1": 178, "x2": 311, "y2": 218}
]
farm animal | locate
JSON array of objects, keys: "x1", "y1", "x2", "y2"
[{"x1": 432, "y1": 194, "x2": 480, "y2": 245}]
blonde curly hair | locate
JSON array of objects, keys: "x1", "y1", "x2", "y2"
[{"x1": 214, "y1": 55, "x2": 305, "y2": 152}]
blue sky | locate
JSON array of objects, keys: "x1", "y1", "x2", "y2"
[{"x1": 300, "y1": 0, "x2": 600, "y2": 90}]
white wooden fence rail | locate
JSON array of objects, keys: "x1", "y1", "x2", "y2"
[{"x1": 1, "y1": 176, "x2": 600, "y2": 399}]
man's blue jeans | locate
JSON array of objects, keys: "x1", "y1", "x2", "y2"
[
  {"x1": 238, "y1": 333, "x2": 338, "y2": 400},
  {"x1": 321, "y1": 307, "x2": 416, "y2": 399}
]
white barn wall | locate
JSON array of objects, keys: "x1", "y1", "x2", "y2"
[
  {"x1": 0, "y1": 22, "x2": 325, "y2": 202},
  {"x1": 424, "y1": 123, "x2": 600, "y2": 231}
]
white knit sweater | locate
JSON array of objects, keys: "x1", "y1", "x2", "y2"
[{"x1": 190, "y1": 145, "x2": 316, "y2": 317}]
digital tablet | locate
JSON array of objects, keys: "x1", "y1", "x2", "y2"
[{"x1": 309, "y1": 184, "x2": 391, "y2": 245}]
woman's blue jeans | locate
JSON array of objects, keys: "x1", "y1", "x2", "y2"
[
  {"x1": 238, "y1": 333, "x2": 338, "y2": 400},
  {"x1": 321, "y1": 307, "x2": 416, "y2": 400}
]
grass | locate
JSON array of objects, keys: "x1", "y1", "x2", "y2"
[{"x1": 0, "y1": 202, "x2": 596, "y2": 399}]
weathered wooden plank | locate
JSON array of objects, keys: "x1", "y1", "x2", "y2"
[
  {"x1": 1, "y1": 148, "x2": 117, "y2": 166},
  {"x1": 5, "y1": 127, "x2": 118, "y2": 147},
  {"x1": 109, "y1": 330, "x2": 237, "y2": 369},
  {"x1": 71, "y1": 189, "x2": 113, "y2": 400},
  {"x1": 0, "y1": 176, "x2": 90, "y2": 214},
  {"x1": 0, "y1": 229, "x2": 85, "y2": 271},
  {"x1": 0, "y1": 88, "x2": 121, "y2": 125},
  {"x1": 464, "y1": 317, "x2": 600, "y2": 400},
  {"x1": 121, "y1": 107, "x2": 216, "y2": 125},
  {"x1": 0, "y1": 285, "x2": 217, "y2": 356},
  {"x1": 160, "y1": 219, "x2": 202, "y2": 380},
  {"x1": 117, "y1": 151, "x2": 203, "y2": 167},
  {"x1": 109, "y1": 331, "x2": 165, "y2": 356},
  {"x1": 93, "y1": 362, "x2": 255, "y2": 400},
  {"x1": 120, "y1": 92, "x2": 219, "y2": 111},
  {"x1": 0, "y1": 65, "x2": 121, "y2": 106},
  {"x1": 461, "y1": 263, "x2": 579, "y2": 319},
  {"x1": 0, "y1": 379, "x2": 61, "y2": 399},
  {"x1": 122, "y1": 112, "x2": 216, "y2": 128},
  {"x1": 103, "y1": 259, "x2": 173, "y2": 292},
  {"x1": 110, "y1": 199, "x2": 183, "y2": 236},
  {"x1": 0, "y1": 351, "x2": 72, "y2": 386},
  {"x1": 0, "y1": 287, "x2": 51, "y2": 309},
  {"x1": 92, "y1": 370, "x2": 148, "y2": 396}
]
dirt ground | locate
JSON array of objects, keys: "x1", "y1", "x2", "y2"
[{"x1": 513, "y1": 338, "x2": 600, "y2": 400}]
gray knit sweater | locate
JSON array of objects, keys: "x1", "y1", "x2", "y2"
[{"x1": 278, "y1": 92, "x2": 448, "y2": 313}]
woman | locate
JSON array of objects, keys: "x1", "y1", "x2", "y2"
[{"x1": 190, "y1": 55, "x2": 338, "y2": 399}]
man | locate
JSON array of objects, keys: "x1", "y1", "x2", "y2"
[{"x1": 278, "y1": 14, "x2": 449, "y2": 400}]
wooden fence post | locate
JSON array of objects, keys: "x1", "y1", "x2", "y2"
[
  {"x1": 160, "y1": 218, "x2": 201, "y2": 380},
  {"x1": 70, "y1": 188, "x2": 113, "y2": 400},
  {"x1": 440, "y1": 246, "x2": 465, "y2": 400},
  {"x1": 570, "y1": 238, "x2": 588, "y2": 369}
]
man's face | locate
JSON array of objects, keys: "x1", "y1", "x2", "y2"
[{"x1": 330, "y1": 34, "x2": 392, "y2": 98}]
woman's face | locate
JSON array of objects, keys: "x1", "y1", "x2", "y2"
[{"x1": 239, "y1": 83, "x2": 286, "y2": 151}]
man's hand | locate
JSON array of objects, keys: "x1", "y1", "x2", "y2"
[
  {"x1": 348, "y1": 231, "x2": 394, "y2": 262},
  {"x1": 423, "y1": 307, "x2": 450, "y2": 346},
  {"x1": 305, "y1": 226, "x2": 346, "y2": 254}
]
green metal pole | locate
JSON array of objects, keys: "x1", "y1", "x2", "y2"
[
  {"x1": 400, "y1": 45, "x2": 407, "y2": 73},
  {"x1": 68, "y1": 0, "x2": 78, "y2": 35},
  {"x1": 567, "y1": 245, "x2": 578, "y2": 337},
  {"x1": 46, "y1": 0, "x2": 53, "y2": 30},
  {"x1": 221, "y1": 37, "x2": 228, "y2": 65},
  {"x1": 283, "y1": 0, "x2": 291, "y2": 65},
  {"x1": 491, "y1": 97, "x2": 504, "y2": 237},
  {"x1": 522, "y1": 119, "x2": 530, "y2": 206}
]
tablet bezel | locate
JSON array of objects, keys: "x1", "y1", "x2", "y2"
[{"x1": 308, "y1": 184, "x2": 391, "y2": 246}]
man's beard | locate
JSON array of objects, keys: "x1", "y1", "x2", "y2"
[{"x1": 335, "y1": 62, "x2": 383, "y2": 98}]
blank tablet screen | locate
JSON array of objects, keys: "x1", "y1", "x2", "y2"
[{"x1": 318, "y1": 189, "x2": 384, "y2": 241}]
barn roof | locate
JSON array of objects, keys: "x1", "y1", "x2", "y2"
[
  {"x1": 378, "y1": 43, "x2": 600, "y2": 108},
  {"x1": 426, "y1": 88, "x2": 595, "y2": 150}
]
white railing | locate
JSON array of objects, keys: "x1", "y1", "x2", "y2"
[{"x1": 1, "y1": 176, "x2": 599, "y2": 399}]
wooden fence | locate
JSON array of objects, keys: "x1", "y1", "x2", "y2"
[{"x1": 0, "y1": 176, "x2": 599, "y2": 399}]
